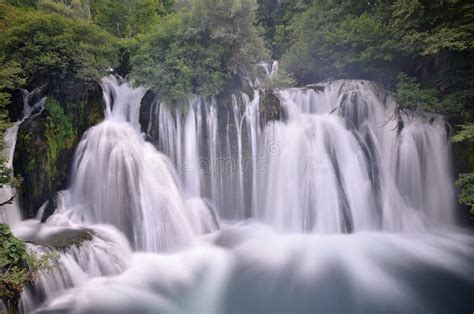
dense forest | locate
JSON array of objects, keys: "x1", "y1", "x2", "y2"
[{"x1": 0, "y1": 0, "x2": 473, "y2": 311}]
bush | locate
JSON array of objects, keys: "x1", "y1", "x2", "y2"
[
  {"x1": 0, "y1": 8, "x2": 117, "y2": 103},
  {"x1": 129, "y1": 0, "x2": 268, "y2": 104},
  {"x1": 0, "y1": 224, "x2": 58, "y2": 311},
  {"x1": 456, "y1": 173, "x2": 474, "y2": 215},
  {"x1": 44, "y1": 98, "x2": 76, "y2": 178},
  {"x1": 129, "y1": 12, "x2": 230, "y2": 103}
]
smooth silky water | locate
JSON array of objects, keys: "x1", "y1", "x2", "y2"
[{"x1": 4, "y1": 73, "x2": 474, "y2": 313}]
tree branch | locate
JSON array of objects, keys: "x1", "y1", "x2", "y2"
[{"x1": 0, "y1": 195, "x2": 15, "y2": 207}]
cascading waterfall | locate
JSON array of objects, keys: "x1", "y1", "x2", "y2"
[
  {"x1": 147, "y1": 78, "x2": 455, "y2": 232},
  {"x1": 9, "y1": 76, "x2": 214, "y2": 311},
  {"x1": 5, "y1": 71, "x2": 473, "y2": 313},
  {"x1": 59, "y1": 75, "x2": 209, "y2": 251}
]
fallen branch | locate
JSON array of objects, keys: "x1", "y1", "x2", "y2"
[{"x1": 0, "y1": 195, "x2": 16, "y2": 207}]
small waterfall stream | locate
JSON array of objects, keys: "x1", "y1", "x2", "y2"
[
  {"x1": 4, "y1": 73, "x2": 473, "y2": 313},
  {"x1": 0, "y1": 90, "x2": 46, "y2": 225}
]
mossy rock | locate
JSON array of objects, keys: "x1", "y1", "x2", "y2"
[
  {"x1": 13, "y1": 111, "x2": 73, "y2": 219},
  {"x1": 259, "y1": 90, "x2": 287, "y2": 127}
]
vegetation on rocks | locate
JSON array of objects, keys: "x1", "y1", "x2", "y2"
[{"x1": 0, "y1": 224, "x2": 57, "y2": 312}]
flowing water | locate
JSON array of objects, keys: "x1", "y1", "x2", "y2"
[
  {"x1": 4, "y1": 74, "x2": 474, "y2": 313},
  {"x1": 0, "y1": 90, "x2": 46, "y2": 225}
]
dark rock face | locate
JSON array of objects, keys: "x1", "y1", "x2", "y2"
[
  {"x1": 139, "y1": 90, "x2": 157, "y2": 133},
  {"x1": 306, "y1": 84, "x2": 325, "y2": 93},
  {"x1": 13, "y1": 112, "x2": 70, "y2": 218},
  {"x1": 259, "y1": 89, "x2": 287, "y2": 127}
]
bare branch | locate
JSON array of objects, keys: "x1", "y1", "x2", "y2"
[{"x1": 0, "y1": 195, "x2": 16, "y2": 207}]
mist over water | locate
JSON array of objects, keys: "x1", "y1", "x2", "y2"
[{"x1": 6, "y1": 74, "x2": 474, "y2": 313}]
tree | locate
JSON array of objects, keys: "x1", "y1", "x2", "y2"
[
  {"x1": 129, "y1": 12, "x2": 229, "y2": 103},
  {"x1": 0, "y1": 9, "x2": 118, "y2": 103},
  {"x1": 90, "y1": 0, "x2": 175, "y2": 38},
  {"x1": 190, "y1": 0, "x2": 268, "y2": 78},
  {"x1": 130, "y1": 0, "x2": 268, "y2": 103}
]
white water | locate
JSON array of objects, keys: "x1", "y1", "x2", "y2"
[
  {"x1": 148, "y1": 79, "x2": 455, "y2": 232},
  {"x1": 4, "y1": 74, "x2": 473, "y2": 313},
  {"x1": 0, "y1": 90, "x2": 46, "y2": 225},
  {"x1": 37, "y1": 226, "x2": 474, "y2": 314}
]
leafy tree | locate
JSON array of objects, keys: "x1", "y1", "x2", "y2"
[
  {"x1": 256, "y1": 0, "x2": 309, "y2": 58},
  {"x1": 130, "y1": 12, "x2": 229, "y2": 103},
  {"x1": 130, "y1": 0, "x2": 268, "y2": 103},
  {"x1": 0, "y1": 8, "x2": 117, "y2": 103},
  {"x1": 90, "y1": 0, "x2": 175, "y2": 38},
  {"x1": 37, "y1": 0, "x2": 92, "y2": 20},
  {"x1": 190, "y1": 0, "x2": 268, "y2": 78},
  {"x1": 395, "y1": 73, "x2": 440, "y2": 113},
  {"x1": 452, "y1": 124, "x2": 474, "y2": 215},
  {"x1": 456, "y1": 172, "x2": 474, "y2": 215}
]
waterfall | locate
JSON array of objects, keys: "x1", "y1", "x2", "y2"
[
  {"x1": 58, "y1": 75, "x2": 206, "y2": 251},
  {"x1": 11, "y1": 76, "x2": 215, "y2": 311},
  {"x1": 6, "y1": 75, "x2": 472, "y2": 313},
  {"x1": 147, "y1": 80, "x2": 455, "y2": 232},
  {"x1": 0, "y1": 91, "x2": 46, "y2": 225},
  {"x1": 0, "y1": 122, "x2": 22, "y2": 225}
]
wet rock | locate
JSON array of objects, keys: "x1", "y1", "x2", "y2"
[
  {"x1": 259, "y1": 89, "x2": 287, "y2": 127},
  {"x1": 306, "y1": 84, "x2": 325, "y2": 93},
  {"x1": 13, "y1": 112, "x2": 74, "y2": 219},
  {"x1": 139, "y1": 90, "x2": 157, "y2": 133}
]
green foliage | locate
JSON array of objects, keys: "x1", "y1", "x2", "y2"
[
  {"x1": 91, "y1": 0, "x2": 175, "y2": 37},
  {"x1": 256, "y1": 0, "x2": 309, "y2": 58},
  {"x1": 4, "y1": 0, "x2": 36, "y2": 7},
  {"x1": 130, "y1": 12, "x2": 229, "y2": 103},
  {"x1": 190, "y1": 0, "x2": 268, "y2": 76},
  {"x1": 324, "y1": 13, "x2": 396, "y2": 77},
  {"x1": 37, "y1": 0, "x2": 92, "y2": 20},
  {"x1": 0, "y1": 224, "x2": 27, "y2": 269},
  {"x1": 44, "y1": 98, "x2": 75, "y2": 179},
  {"x1": 279, "y1": 0, "x2": 397, "y2": 83},
  {"x1": 130, "y1": 1, "x2": 268, "y2": 103},
  {"x1": 0, "y1": 54, "x2": 24, "y2": 188},
  {"x1": 452, "y1": 124, "x2": 474, "y2": 213},
  {"x1": 0, "y1": 7, "x2": 117, "y2": 102},
  {"x1": 257, "y1": 67, "x2": 295, "y2": 90},
  {"x1": 452, "y1": 124, "x2": 474, "y2": 144},
  {"x1": 456, "y1": 173, "x2": 474, "y2": 214},
  {"x1": 278, "y1": 0, "x2": 474, "y2": 91},
  {"x1": 0, "y1": 223, "x2": 58, "y2": 308},
  {"x1": 395, "y1": 73, "x2": 440, "y2": 113}
]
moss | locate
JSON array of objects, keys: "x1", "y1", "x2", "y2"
[
  {"x1": 13, "y1": 93, "x2": 105, "y2": 219},
  {"x1": 0, "y1": 224, "x2": 57, "y2": 313},
  {"x1": 42, "y1": 230, "x2": 94, "y2": 249},
  {"x1": 44, "y1": 98, "x2": 77, "y2": 180}
]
